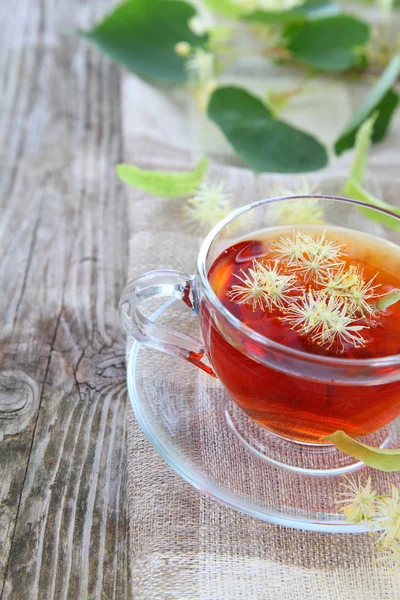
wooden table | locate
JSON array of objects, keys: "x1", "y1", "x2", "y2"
[{"x1": 0, "y1": 1, "x2": 132, "y2": 597}]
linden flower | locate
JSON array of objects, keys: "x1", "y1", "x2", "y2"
[
  {"x1": 228, "y1": 263, "x2": 271, "y2": 311},
  {"x1": 347, "y1": 275, "x2": 381, "y2": 316},
  {"x1": 275, "y1": 230, "x2": 345, "y2": 282},
  {"x1": 336, "y1": 476, "x2": 378, "y2": 524},
  {"x1": 186, "y1": 48, "x2": 215, "y2": 84},
  {"x1": 182, "y1": 182, "x2": 233, "y2": 234},
  {"x1": 228, "y1": 260, "x2": 297, "y2": 311},
  {"x1": 311, "y1": 300, "x2": 366, "y2": 351},
  {"x1": 295, "y1": 251, "x2": 341, "y2": 283},
  {"x1": 377, "y1": 486, "x2": 400, "y2": 544},
  {"x1": 310, "y1": 231, "x2": 345, "y2": 262},
  {"x1": 320, "y1": 265, "x2": 381, "y2": 317},
  {"x1": 272, "y1": 232, "x2": 310, "y2": 265},
  {"x1": 284, "y1": 293, "x2": 366, "y2": 351},
  {"x1": 257, "y1": 261, "x2": 297, "y2": 310},
  {"x1": 320, "y1": 265, "x2": 359, "y2": 294},
  {"x1": 282, "y1": 291, "x2": 323, "y2": 335},
  {"x1": 267, "y1": 180, "x2": 324, "y2": 226}
]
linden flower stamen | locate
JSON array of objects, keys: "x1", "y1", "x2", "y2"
[
  {"x1": 320, "y1": 265, "x2": 381, "y2": 317},
  {"x1": 228, "y1": 260, "x2": 297, "y2": 311},
  {"x1": 274, "y1": 230, "x2": 345, "y2": 282},
  {"x1": 273, "y1": 232, "x2": 311, "y2": 265},
  {"x1": 313, "y1": 231, "x2": 345, "y2": 261},
  {"x1": 311, "y1": 300, "x2": 366, "y2": 351},
  {"x1": 257, "y1": 261, "x2": 298, "y2": 310},
  {"x1": 377, "y1": 486, "x2": 400, "y2": 544},
  {"x1": 336, "y1": 479, "x2": 400, "y2": 568},
  {"x1": 296, "y1": 254, "x2": 342, "y2": 283},
  {"x1": 281, "y1": 291, "x2": 323, "y2": 335},
  {"x1": 336, "y1": 476, "x2": 378, "y2": 524},
  {"x1": 228, "y1": 263, "x2": 270, "y2": 311},
  {"x1": 320, "y1": 264, "x2": 360, "y2": 294},
  {"x1": 295, "y1": 232, "x2": 345, "y2": 282},
  {"x1": 284, "y1": 293, "x2": 366, "y2": 352}
]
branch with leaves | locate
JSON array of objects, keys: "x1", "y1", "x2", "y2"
[
  {"x1": 92, "y1": 1, "x2": 400, "y2": 556},
  {"x1": 83, "y1": 0, "x2": 400, "y2": 174}
]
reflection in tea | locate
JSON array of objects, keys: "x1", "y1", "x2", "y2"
[{"x1": 205, "y1": 227, "x2": 400, "y2": 443}]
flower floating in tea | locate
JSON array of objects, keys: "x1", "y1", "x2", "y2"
[
  {"x1": 309, "y1": 300, "x2": 367, "y2": 351},
  {"x1": 320, "y1": 265, "x2": 381, "y2": 317},
  {"x1": 281, "y1": 291, "x2": 323, "y2": 335},
  {"x1": 282, "y1": 293, "x2": 366, "y2": 351},
  {"x1": 228, "y1": 262, "x2": 272, "y2": 311},
  {"x1": 274, "y1": 231, "x2": 345, "y2": 282},
  {"x1": 228, "y1": 229, "x2": 400, "y2": 354},
  {"x1": 229, "y1": 260, "x2": 297, "y2": 311}
]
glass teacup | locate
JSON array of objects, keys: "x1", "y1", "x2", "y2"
[{"x1": 120, "y1": 196, "x2": 400, "y2": 465}]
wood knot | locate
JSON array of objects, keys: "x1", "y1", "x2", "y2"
[
  {"x1": 0, "y1": 371, "x2": 38, "y2": 437},
  {"x1": 75, "y1": 345, "x2": 126, "y2": 391}
]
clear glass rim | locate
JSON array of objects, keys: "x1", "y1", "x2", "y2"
[{"x1": 197, "y1": 195, "x2": 400, "y2": 368}]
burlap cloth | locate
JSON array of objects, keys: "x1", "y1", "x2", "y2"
[{"x1": 123, "y1": 16, "x2": 400, "y2": 598}]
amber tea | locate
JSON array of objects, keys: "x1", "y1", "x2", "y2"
[{"x1": 205, "y1": 226, "x2": 400, "y2": 443}]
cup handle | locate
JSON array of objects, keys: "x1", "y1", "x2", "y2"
[{"x1": 120, "y1": 269, "x2": 215, "y2": 376}]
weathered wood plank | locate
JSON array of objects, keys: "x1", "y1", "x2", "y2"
[{"x1": 0, "y1": 1, "x2": 131, "y2": 598}]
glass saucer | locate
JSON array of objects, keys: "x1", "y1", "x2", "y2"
[{"x1": 127, "y1": 299, "x2": 400, "y2": 533}]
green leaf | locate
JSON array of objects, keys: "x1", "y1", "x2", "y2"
[
  {"x1": 115, "y1": 157, "x2": 208, "y2": 197},
  {"x1": 286, "y1": 15, "x2": 370, "y2": 72},
  {"x1": 335, "y1": 56, "x2": 400, "y2": 154},
  {"x1": 348, "y1": 113, "x2": 378, "y2": 183},
  {"x1": 244, "y1": 1, "x2": 340, "y2": 25},
  {"x1": 322, "y1": 430, "x2": 400, "y2": 472},
  {"x1": 341, "y1": 114, "x2": 400, "y2": 231},
  {"x1": 375, "y1": 290, "x2": 400, "y2": 310},
  {"x1": 82, "y1": 0, "x2": 207, "y2": 84},
  {"x1": 203, "y1": 0, "x2": 243, "y2": 19},
  {"x1": 342, "y1": 178, "x2": 400, "y2": 232},
  {"x1": 208, "y1": 86, "x2": 327, "y2": 173}
]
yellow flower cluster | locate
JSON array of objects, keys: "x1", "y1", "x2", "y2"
[
  {"x1": 182, "y1": 182, "x2": 233, "y2": 234},
  {"x1": 228, "y1": 260, "x2": 297, "y2": 311},
  {"x1": 228, "y1": 230, "x2": 384, "y2": 353},
  {"x1": 338, "y1": 476, "x2": 400, "y2": 568}
]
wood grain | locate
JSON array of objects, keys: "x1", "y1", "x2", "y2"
[{"x1": 0, "y1": 0, "x2": 132, "y2": 598}]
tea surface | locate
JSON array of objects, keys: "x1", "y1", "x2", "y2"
[{"x1": 209, "y1": 226, "x2": 400, "y2": 359}]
